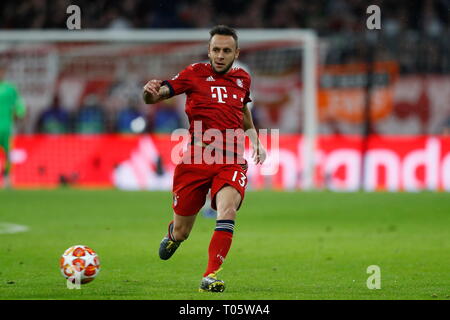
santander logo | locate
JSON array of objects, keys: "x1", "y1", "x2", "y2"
[
  {"x1": 249, "y1": 137, "x2": 450, "y2": 192},
  {"x1": 317, "y1": 138, "x2": 448, "y2": 191},
  {"x1": 111, "y1": 135, "x2": 450, "y2": 192}
]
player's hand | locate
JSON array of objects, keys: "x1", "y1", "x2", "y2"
[
  {"x1": 252, "y1": 142, "x2": 267, "y2": 165},
  {"x1": 143, "y1": 79, "x2": 162, "y2": 97}
]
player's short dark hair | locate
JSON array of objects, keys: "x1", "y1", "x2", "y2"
[{"x1": 209, "y1": 25, "x2": 238, "y2": 48}]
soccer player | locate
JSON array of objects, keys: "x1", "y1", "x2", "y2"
[
  {"x1": 0, "y1": 61, "x2": 26, "y2": 188},
  {"x1": 143, "y1": 25, "x2": 266, "y2": 292}
]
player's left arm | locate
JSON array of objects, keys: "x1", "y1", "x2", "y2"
[{"x1": 243, "y1": 104, "x2": 266, "y2": 165}]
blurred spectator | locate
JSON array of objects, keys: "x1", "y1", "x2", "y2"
[
  {"x1": 105, "y1": 7, "x2": 133, "y2": 29},
  {"x1": 148, "y1": 99, "x2": 182, "y2": 133},
  {"x1": 35, "y1": 95, "x2": 70, "y2": 134},
  {"x1": 441, "y1": 113, "x2": 450, "y2": 136},
  {"x1": 146, "y1": 0, "x2": 190, "y2": 28},
  {"x1": 73, "y1": 94, "x2": 107, "y2": 134},
  {"x1": 1, "y1": 0, "x2": 448, "y2": 33},
  {"x1": 1, "y1": 0, "x2": 450, "y2": 136},
  {"x1": 115, "y1": 102, "x2": 146, "y2": 134}
]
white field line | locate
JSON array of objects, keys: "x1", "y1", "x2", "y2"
[{"x1": 0, "y1": 223, "x2": 29, "y2": 234}]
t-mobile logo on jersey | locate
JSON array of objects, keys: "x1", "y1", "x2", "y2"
[{"x1": 211, "y1": 86, "x2": 228, "y2": 103}]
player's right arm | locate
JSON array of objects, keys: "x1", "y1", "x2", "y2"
[
  {"x1": 142, "y1": 80, "x2": 171, "y2": 104},
  {"x1": 143, "y1": 65, "x2": 195, "y2": 104}
]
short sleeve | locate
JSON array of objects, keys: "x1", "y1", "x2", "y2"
[
  {"x1": 243, "y1": 91, "x2": 252, "y2": 105},
  {"x1": 243, "y1": 76, "x2": 252, "y2": 105},
  {"x1": 162, "y1": 65, "x2": 194, "y2": 97}
]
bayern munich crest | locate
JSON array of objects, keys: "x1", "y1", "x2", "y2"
[{"x1": 236, "y1": 79, "x2": 243, "y2": 88}]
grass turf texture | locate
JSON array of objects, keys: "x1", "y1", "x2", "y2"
[{"x1": 0, "y1": 190, "x2": 449, "y2": 300}]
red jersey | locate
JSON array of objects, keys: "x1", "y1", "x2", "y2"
[{"x1": 162, "y1": 62, "x2": 251, "y2": 159}]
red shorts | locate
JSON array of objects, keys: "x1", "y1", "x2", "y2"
[{"x1": 172, "y1": 146, "x2": 248, "y2": 216}]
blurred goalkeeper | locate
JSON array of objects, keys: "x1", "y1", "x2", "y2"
[
  {"x1": 0, "y1": 61, "x2": 26, "y2": 188},
  {"x1": 143, "y1": 25, "x2": 266, "y2": 292}
]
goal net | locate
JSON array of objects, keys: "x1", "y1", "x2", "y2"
[{"x1": 0, "y1": 29, "x2": 318, "y2": 189}]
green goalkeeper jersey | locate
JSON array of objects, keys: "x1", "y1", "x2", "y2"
[{"x1": 0, "y1": 81, "x2": 26, "y2": 134}]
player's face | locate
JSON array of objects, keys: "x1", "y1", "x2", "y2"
[{"x1": 208, "y1": 35, "x2": 239, "y2": 74}]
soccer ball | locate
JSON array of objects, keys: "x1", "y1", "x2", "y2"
[{"x1": 60, "y1": 245, "x2": 101, "y2": 284}]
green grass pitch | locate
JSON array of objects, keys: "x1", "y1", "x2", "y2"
[{"x1": 0, "y1": 189, "x2": 449, "y2": 300}]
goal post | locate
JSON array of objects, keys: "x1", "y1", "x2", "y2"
[{"x1": 0, "y1": 29, "x2": 318, "y2": 189}]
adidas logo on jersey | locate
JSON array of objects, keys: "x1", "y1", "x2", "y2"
[{"x1": 206, "y1": 76, "x2": 216, "y2": 82}]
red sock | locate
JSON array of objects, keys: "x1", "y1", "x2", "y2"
[{"x1": 203, "y1": 229, "x2": 233, "y2": 277}]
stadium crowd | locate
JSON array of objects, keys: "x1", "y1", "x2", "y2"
[
  {"x1": 1, "y1": 0, "x2": 449, "y2": 135},
  {"x1": 1, "y1": 0, "x2": 449, "y2": 34},
  {"x1": 34, "y1": 94, "x2": 183, "y2": 135}
]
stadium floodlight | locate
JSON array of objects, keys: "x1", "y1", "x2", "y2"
[{"x1": 0, "y1": 29, "x2": 318, "y2": 189}]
